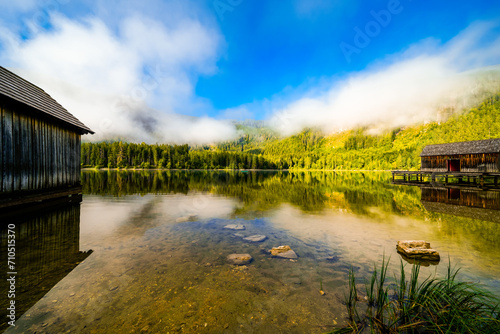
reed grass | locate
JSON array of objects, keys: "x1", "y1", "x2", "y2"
[{"x1": 329, "y1": 257, "x2": 500, "y2": 333}]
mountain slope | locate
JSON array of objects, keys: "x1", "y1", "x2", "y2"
[{"x1": 258, "y1": 93, "x2": 500, "y2": 170}]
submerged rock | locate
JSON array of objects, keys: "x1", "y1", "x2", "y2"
[
  {"x1": 233, "y1": 232, "x2": 246, "y2": 238},
  {"x1": 396, "y1": 240, "x2": 440, "y2": 262},
  {"x1": 226, "y1": 253, "x2": 253, "y2": 265},
  {"x1": 325, "y1": 256, "x2": 340, "y2": 263},
  {"x1": 224, "y1": 224, "x2": 245, "y2": 230},
  {"x1": 269, "y1": 245, "x2": 298, "y2": 259},
  {"x1": 233, "y1": 265, "x2": 249, "y2": 272},
  {"x1": 175, "y1": 214, "x2": 198, "y2": 223},
  {"x1": 243, "y1": 235, "x2": 267, "y2": 242}
]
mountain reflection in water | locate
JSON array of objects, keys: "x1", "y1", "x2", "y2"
[{"x1": 3, "y1": 170, "x2": 499, "y2": 333}]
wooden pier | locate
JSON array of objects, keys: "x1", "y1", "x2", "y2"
[{"x1": 392, "y1": 171, "x2": 500, "y2": 189}]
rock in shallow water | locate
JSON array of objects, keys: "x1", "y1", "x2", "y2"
[
  {"x1": 224, "y1": 224, "x2": 245, "y2": 230},
  {"x1": 175, "y1": 214, "x2": 198, "y2": 223},
  {"x1": 227, "y1": 253, "x2": 253, "y2": 265},
  {"x1": 396, "y1": 240, "x2": 440, "y2": 261},
  {"x1": 243, "y1": 235, "x2": 267, "y2": 242},
  {"x1": 269, "y1": 245, "x2": 298, "y2": 259}
]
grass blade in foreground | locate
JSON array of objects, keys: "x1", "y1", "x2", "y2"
[{"x1": 328, "y1": 257, "x2": 500, "y2": 333}]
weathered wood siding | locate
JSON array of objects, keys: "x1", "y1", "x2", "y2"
[
  {"x1": 1, "y1": 103, "x2": 81, "y2": 194},
  {"x1": 421, "y1": 153, "x2": 500, "y2": 172}
]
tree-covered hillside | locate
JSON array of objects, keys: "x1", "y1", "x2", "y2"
[
  {"x1": 259, "y1": 93, "x2": 500, "y2": 170},
  {"x1": 82, "y1": 94, "x2": 500, "y2": 170}
]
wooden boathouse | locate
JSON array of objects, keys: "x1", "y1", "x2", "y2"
[
  {"x1": 0, "y1": 66, "x2": 93, "y2": 208},
  {"x1": 420, "y1": 138, "x2": 500, "y2": 173},
  {"x1": 392, "y1": 138, "x2": 500, "y2": 188}
]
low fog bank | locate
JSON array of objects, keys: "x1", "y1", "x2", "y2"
[{"x1": 270, "y1": 22, "x2": 500, "y2": 136}]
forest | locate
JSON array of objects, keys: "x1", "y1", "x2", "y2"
[
  {"x1": 81, "y1": 142, "x2": 277, "y2": 169},
  {"x1": 81, "y1": 94, "x2": 500, "y2": 170}
]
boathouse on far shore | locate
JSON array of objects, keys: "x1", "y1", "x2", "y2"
[
  {"x1": 420, "y1": 138, "x2": 500, "y2": 173},
  {"x1": 0, "y1": 66, "x2": 93, "y2": 205}
]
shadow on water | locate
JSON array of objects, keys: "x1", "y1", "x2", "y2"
[{"x1": 0, "y1": 197, "x2": 92, "y2": 332}]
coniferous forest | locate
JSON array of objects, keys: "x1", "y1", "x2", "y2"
[
  {"x1": 81, "y1": 142, "x2": 276, "y2": 169},
  {"x1": 82, "y1": 94, "x2": 500, "y2": 170}
]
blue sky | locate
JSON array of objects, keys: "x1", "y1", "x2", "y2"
[
  {"x1": 198, "y1": 0, "x2": 499, "y2": 111},
  {"x1": 0, "y1": 0, "x2": 499, "y2": 143}
]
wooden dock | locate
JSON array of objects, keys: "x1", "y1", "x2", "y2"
[{"x1": 392, "y1": 171, "x2": 500, "y2": 189}]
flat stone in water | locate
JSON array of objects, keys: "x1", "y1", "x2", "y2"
[
  {"x1": 396, "y1": 240, "x2": 440, "y2": 261},
  {"x1": 233, "y1": 232, "x2": 246, "y2": 238},
  {"x1": 243, "y1": 235, "x2": 267, "y2": 242},
  {"x1": 176, "y1": 214, "x2": 198, "y2": 223},
  {"x1": 269, "y1": 245, "x2": 298, "y2": 259},
  {"x1": 224, "y1": 224, "x2": 245, "y2": 230},
  {"x1": 226, "y1": 253, "x2": 253, "y2": 265}
]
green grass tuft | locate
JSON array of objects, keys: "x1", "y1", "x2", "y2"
[{"x1": 329, "y1": 257, "x2": 500, "y2": 333}]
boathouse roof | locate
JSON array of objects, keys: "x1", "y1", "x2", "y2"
[
  {"x1": 0, "y1": 66, "x2": 93, "y2": 134},
  {"x1": 420, "y1": 138, "x2": 500, "y2": 156}
]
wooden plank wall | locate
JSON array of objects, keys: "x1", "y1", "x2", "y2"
[
  {"x1": 1, "y1": 103, "x2": 81, "y2": 194},
  {"x1": 421, "y1": 153, "x2": 500, "y2": 173}
]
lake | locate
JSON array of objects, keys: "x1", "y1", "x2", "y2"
[{"x1": 2, "y1": 170, "x2": 500, "y2": 333}]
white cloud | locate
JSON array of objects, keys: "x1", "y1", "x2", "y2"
[
  {"x1": 270, "y1": 21, "x2": 500, "y2": 135},
  {"x1": 0, "y1": 10, "x2": 236, "y2": 144}
]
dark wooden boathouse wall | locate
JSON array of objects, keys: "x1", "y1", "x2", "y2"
[
  {"x1": 1, "y1": 102, "x2": 81, "y2": 193},
  {"x1": 0, "y1": 66, "x2": 93, "y2": 200},
  {"x1": 421, "y1": 153, "x2": 500, "y2": 173},
  {"x1": 420, "y1": 138, "x2": 500, "y2": 173}
]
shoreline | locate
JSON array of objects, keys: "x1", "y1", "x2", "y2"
[{"x1": 81, "y1": 168, "x2": 399, "y2": 172}]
